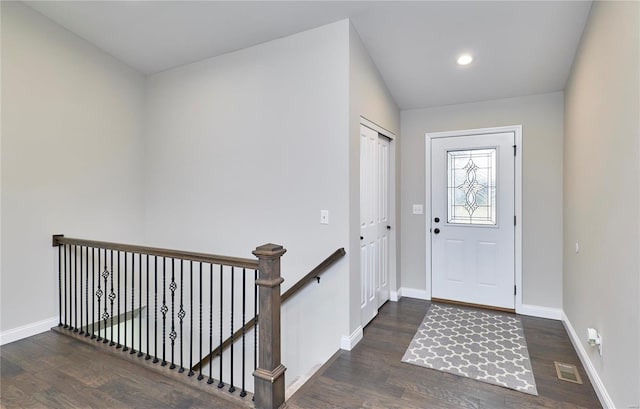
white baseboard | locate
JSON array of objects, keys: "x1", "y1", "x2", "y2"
[
  {"x1": 286, "y1": 362, "x2": 322, "y2": 400},
  {"x1": 398, "y1": 287, "x2": 429, "y2": 300},
  {"x1": 390, "y1": 290, "x2": 400, "y2": 302},
  {"x1": 340, "y1": 326, "x2": 363, "y2": 351},
  {"x1": 562, "y1": 312, "x2": 614, "y2": 409},
  {"x1": 0, "y1": 316, "x2": 58, "y2": 346},
  {"x1": 518, "y1": 304, "x2": 562, "y2": 320}
]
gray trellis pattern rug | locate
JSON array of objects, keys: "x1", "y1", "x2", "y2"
[{"x1": 401, "y1": 304, "x2": 538, "y2": 395}]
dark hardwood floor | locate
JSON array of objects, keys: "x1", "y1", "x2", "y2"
[
  {"x1": 285, "y1": 299, "x2": 602, "y2": 409},
  {"x1": 0, "y1": 331, "x2": 247, "y2": 409},
  {"x1": 1, "y1": 299, "x2": 602, "y2": 409}
]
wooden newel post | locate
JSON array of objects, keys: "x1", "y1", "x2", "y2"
[{"x1": 253, "y1": 243, "x2": 287, "y2": 409}]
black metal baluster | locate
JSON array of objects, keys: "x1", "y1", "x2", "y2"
[
  {"x1": 161, "y1": 257, "x2": 167, "y2": 366},
  {"x1": 70, "y1": 245, "x2": 74, "y2": 331},
  {"x1": 145, "y1": 254, "x2": 151, "y2": 361},
  {"x1": 254, "y1": 268, "x2": 258, "y2": 374},
  {"x1": 138, "y1": 253, "x2": 144, "y2": 357},
  {"x1": 64, "y1": 244, "x2": 68, "y2": 328},
  {"x1": 178, "y1": 260, "x2": 185, "y2": 373},
  {"x1": 218, "y1": 264, "x2": 224, "y2": 389},
  {"x1": 79, "y1": 246, "x2": 84, "y2": 335},
  {"x1": 252, "y1": 268, "x2": 257, "y2": 403},
  {"x1": 153, "y1": 256, "x2": 159, "y2": 363},
  {"x1": 188, "y1": 261, "x2": 194, "y2": 377},
  {"x1": 69, "y1": 245, "x2": 73, "y2": 329},
  {"x1": 91, "y1": 248, "x2": 96, "y2": 339},
  {"x1": 229, "y1": 266, "x2": 236, "y2": 393},
  {"x1": 207, "y1": 264, "x2": 213, "y2": 384},
  {"x1": 103, "y1": 249, "x2": 111, "y2": 344},
  {"x1": 76, "y1": 246, "x2": 81, "y2": 333},
  {"x1": 198, "y1": 262, "x2": 204, "y2": 381},
  {"x1": 123, "y1": 252, "x2": 128, "y2": 351},
  {"x1": 81, "y1": 246, "x2": 86, "y2": 335},
  {"x1": 240, "y1": 268, "x2": 247, "y2": 397},
  {"x1": 109, "y1": 250, "x2": 115, "y2": 345},
  {"x1": 170, "y1": 258, "x2": 177, "y2": 369},
  {"x1": 130, "y1": 252, "x2": 136, "y2": 354},
  {"x1": 58, "y1": 245, "x2": 62, "y2": 327},
  {"x1": 74, "y1": 245, "x2": 79, "y2": 332},
  {"x1": 96, "y1": 249, "x2": 103, "y2": 341},
  {"x1": 116, "y1": 251, "x2": 121, "y2": 348},
  {"x1": 85, "y1": 246, "x2": 89, "y2": 337}
]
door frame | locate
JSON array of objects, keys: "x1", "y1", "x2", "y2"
[
  {"x1": 425, "y1": 125, "x2": 523, "y2": 313},
  {"x1": 360, "y1": 116, "x2": 397, "y2": 313}
]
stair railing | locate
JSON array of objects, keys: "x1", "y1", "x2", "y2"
[
  {"x1": 52, "y1": 235, "x2": 288, "y2": 409},
  {"x1": 192, "y1": 248, "x2": 346, "y2": 372}
]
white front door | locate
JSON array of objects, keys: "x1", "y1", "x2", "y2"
[
  {"x1": 431, "y1": 132, "x2": 515, "y2": 309},
  {"x1": 360, "y1": 124, "x2": 391, "y2": 326}
]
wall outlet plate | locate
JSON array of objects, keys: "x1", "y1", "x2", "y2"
[
  {"x1": 413, "y1": 204, "x2": 423, "y2": 215},
  {"x1": 320, "y1": 210, "x2": 329, "y2": 224}
]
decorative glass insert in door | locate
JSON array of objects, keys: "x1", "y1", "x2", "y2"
[{"x1": 447, "y1": 148, "x2": 497, "y2": 225}]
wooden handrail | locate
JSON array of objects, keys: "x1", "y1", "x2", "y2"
[
  {"x1": 192, "y1": 247, "x2": 346, "y2": 371},
  {"x1": 280, "y1": 247, "x2": 346, "y2": 303},
  {"x1": 52, "y1": 235, "x2": 259, "y2": 269}
]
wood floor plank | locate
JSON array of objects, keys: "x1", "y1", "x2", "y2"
[
  {"x1": 0, "y1": 382, "x2": 44, "y2": 409},
  {"x1": 287, "y1": 299, "x2": 603, "y2": 409},
  {"x1": 0, "y1": 331, "x2": 247, "y2": 409},
  {"x1": 0, "y1": 357, "x2": 24, "y2": 378},
  {"x1": 2, "y1": 299, "x2": 603, "y2": 409}
]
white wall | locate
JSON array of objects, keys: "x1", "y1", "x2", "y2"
[
  {"x1": 348, "y1": 24, "x2": 401, "y2": 334},
  {"x1": 143, "y1": 20, "x2": 351, "y2": 386},
  {"x1": 400, "y1": 92, "x2": 564, "y2": 309},
  {"x1": 563, "y1": 1, "x2": 640, "y2": 407},
  {"x1": 1, "y1": 2, "x2": 145, "y2": 333},
  {"x1": 0, "y1": 8, "x2": 399, "y2": 387}
]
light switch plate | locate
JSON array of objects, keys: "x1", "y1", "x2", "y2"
[
  {"x1": 320, "y1": 210, "x2": 329, "y2": 224},
  {"x1": 412, "y1": 204, "x2": 423, "y2": 215}
]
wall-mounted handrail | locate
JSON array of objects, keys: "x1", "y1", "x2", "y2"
[
  {"x1": 281, "y1": 248, "x2": 346, "y2": 302},
  {"x1": 192, "y1": 247, "x2": 346, "y2": 371},
  {"x1": 52, "y1": 235, "x2": 258, "y2": 269}
]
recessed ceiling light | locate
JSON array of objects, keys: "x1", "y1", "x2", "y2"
[{"x1": 457, "y1": 54, "x2": 473, "y2": 66}]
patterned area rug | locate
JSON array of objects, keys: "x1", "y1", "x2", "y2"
[{"x1": 402, "y1": 304, "x2": 538, "y2": 395}]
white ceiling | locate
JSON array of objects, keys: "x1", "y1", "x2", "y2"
[{"x1": 25, "y1": 1, "x2": 592, "y2": 110}]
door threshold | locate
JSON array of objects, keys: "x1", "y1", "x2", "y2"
[{"x1": 431, "y1": 298, "x2": 515, "y2": 314}]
